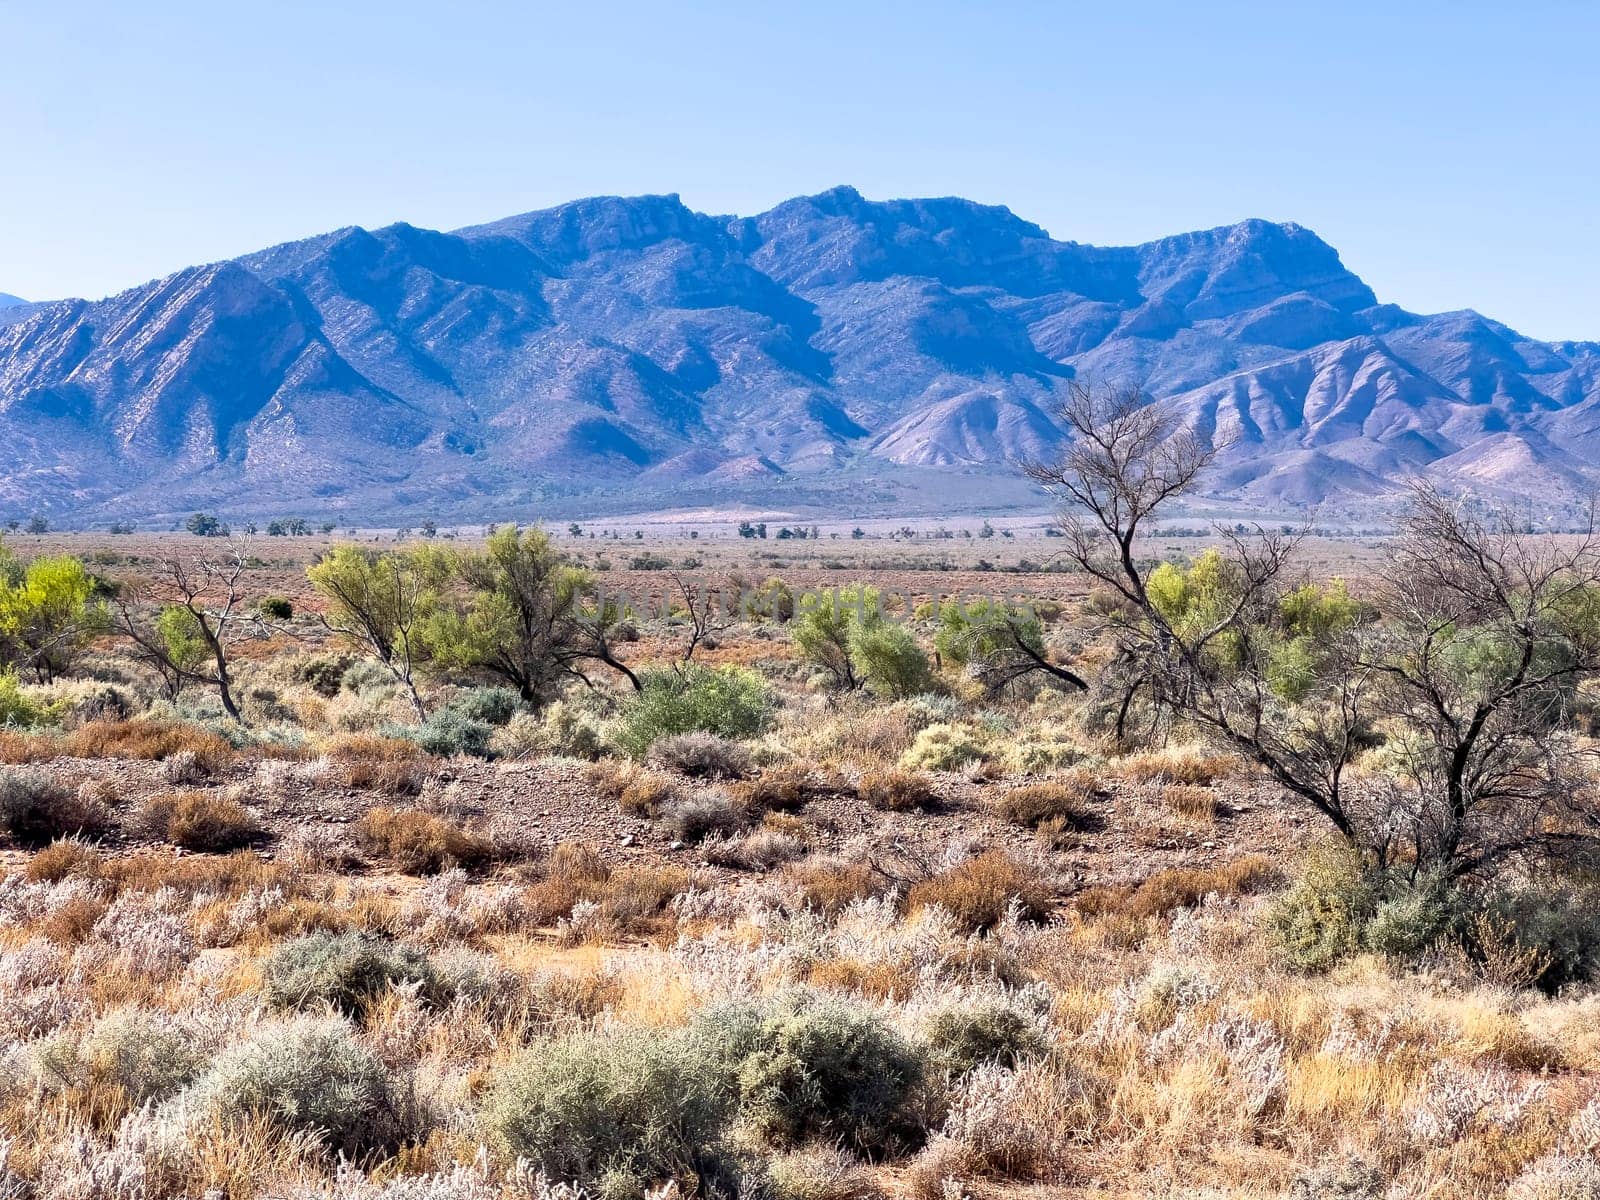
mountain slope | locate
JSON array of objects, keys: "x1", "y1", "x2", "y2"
[{"x1": 0, "y1": 190, "x2": 1595, "y2": 522}]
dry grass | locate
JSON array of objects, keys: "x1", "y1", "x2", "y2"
[
  {"x1": 1162, "y1": 782, "x2": 1220, "y2": 821},
  {"x1": 857, "y1": 769, "x2": 937, "y2": 812},
  {"x1": 735, "y1": 761, "x2": 817, "y2": 812},
  {"x1": 784, "y1": 858, "x2": 879, "y2": 914},
  {"x1": 60, "y1": 720, "x2": 235, "y2": 770},
  {"x1": 323, "y1": 733, "x2": 429, "y2": 795},
  {"x1": 907, "y1": 850, "x2": 1052, "y2": 932},
  {"x1": 1074, "y1": 855, "x2": 1277, "y2": 921},
  {"x1": 1115, "y1": 746, "x2": 1238, "y2": 786},
  {"x1": 354, "y1": 805, "x2": 494, "y2": 873},
  {"x1": 993, "y1": 772, "x2": 1097, "y2": 829},
  {"x1": 138, "y1": 790, "x2": 261, "y2": 851}
]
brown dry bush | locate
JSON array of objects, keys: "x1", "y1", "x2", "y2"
[
  {"x1": 139, "y1": 791, "x2": 261, "y2": 852},
  {"x1": 736, "y1": 762, "x2": 816, "y2": 812},
  {"x1": 1073, "y1": 854, "x2": 1276, "y2": 921},
  {"x1": 518, "y1": 843, "x2": 691, "y2": 935},
  {"x1": 618, "y1": 771, "x2": 677, "y2": 817},
  {"x1": 1162, "y1": 783, "x2": 1218, "y2": 821},
  {"x1": 102, "y1": 850, "x2": 295, "y2": 898},
  {"x1": 1114, "y1": 747, "x2": 1236, "y2": 786},
  {"x1": 25, "y1": 837, "x2": 105, "y2": 882},
  {"x1": 907, "y1": 850, "x2": 1052, "y2": 932},
  {"x1": 60, "y1": 720, "x2": 234, "y2": 772},
  {"x1": 0, "y1": 731, "x2": 55, "y2": 763},
  {"x1": 355, "y1": 806, "x2": 494, "y2": 874},
  {"x1": 858, "y1": 769, "x2": 937, "y2": 812},
  {"x1": 993, "y1": 773, "x2": 1096, "y2": 830},
  {"x1": 323, "y1": 734, "x2": 429, "y2": 795},
  {"x1": 784, "y1": 859, "x2": 879, "y2": 914}
]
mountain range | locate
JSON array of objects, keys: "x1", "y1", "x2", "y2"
[{"x1": 2, "y1": 187, "x2": 1596, "y2": 524}]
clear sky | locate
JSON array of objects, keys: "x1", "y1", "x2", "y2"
[{"x1": 3, "y1": 0, "x2": 1596, "y2": 339}]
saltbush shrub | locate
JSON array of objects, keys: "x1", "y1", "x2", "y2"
[
  {"x1": 0, "y1": 767, "x2": 109, "y2": 846},
  {"x1": 615, "y1": 666, "x2": 769, "y2": 759},
  {"x1": 262, "y1": 930, "x2": 439, "y2": 1020},
  {"x1": 189, "y1": 1016, "x2": 400, "y2": 1158},
  {"x1": 408, "y1": 708, "x2": 495, "y2": 758},
  {"x1": 924, "y1": 998, "x2": 1049, "y2": 1078},
  {"x1": 442, "y1": 686, "x2": 521, "y2": 727},
  {"x1": 898, "y1": 723, "x2": 987, "y2": 772},
  {"x1": 1267, "y1": 842, "x2": 1378, "y2": 973},
  {"x1": 691, "y1": 992, "x2": 924, "y2": 1152},
  {"x1": 647, "y1": 731, "x2": 751, "y2": 779},
  {"x1": 664, "y1": 791, "x2": 749, "y2": 844},
  {"x1": 33, "y1": 1008, "x2": 207, "y2": 1105},
  {"x1": 482, "y1": 1028, "x2": 738, "y2": 1200}
]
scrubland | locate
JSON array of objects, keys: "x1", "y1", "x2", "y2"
[{"x1": 0, "y1": 516, "x2": 1597, "y2": 1200}]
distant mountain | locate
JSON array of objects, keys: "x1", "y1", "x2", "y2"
[
  {"x1": 0, "y1": 188, "x2": 1595, "y2": 523},
  {"x1": 0, "y1": 293, "x2": 25, "y2": 308}
]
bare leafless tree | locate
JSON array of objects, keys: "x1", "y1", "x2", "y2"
[
  {"x1": 113, "y1": 542, "x2": 265, "y2": 722},
  {"x1": 1360, "y1": 485, "x2": 1600, "y2": 875},
  {"x1": 1025, "y1": 379, "x2": 1600, "y2": 877}
]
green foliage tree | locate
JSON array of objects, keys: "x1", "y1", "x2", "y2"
[
  {"x1": 793, "y1": 582, "x2": 933, "y2": 696},
  {"x1": 420, "y1": 525, "x2": 641, "y2": 705},
  {"x1": 933, "y1": 596, "x2": 1086, "y2": 693},
  {"x1": 307, "y1": 545, "x2": 447, "y2": 721},
  {"x1": 0, "y1": 543, "x2": 106, "y2": 682}
]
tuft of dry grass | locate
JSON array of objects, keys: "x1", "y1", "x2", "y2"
[
  {"x1": 784, "y1": 858, "x2": 878, "y2": 914},
  {"x1": 354, "y1": 806, "x2": 494, "y2": 874},
  {"x1": 907, "y1": 850, "x2": 1052, "y2": 932},
  {"x1": 24, "y1": 836, "x2": 105, "y2": 882},
  {"x1": 735, "y1": 761, "x2": 816, "y2": 812},
  {"x1": 138, "y1": 790, "x2": 262, "y2": 852},
  {"x1": 1073, "y1": 855, "x2": 1276, "y2": 921},
  {"x1": 323, "y1": 733, "x2": 429, "y2": 795},
  {"x1": 60, "y1": 720, "x2": 235, "y2": 771},
  {"x1": 993, "y1": 772, "x2": 1097, "y2": 829},
  {"x1": 858, "y1": 769, "x2": 937, "y2": 812},
  {"x1": 1115, "y1": 746, "x2": 1237, "y2": 786},
  {"x1": 1162, "y1": 783, "x2": 1219, "y2": 822}
]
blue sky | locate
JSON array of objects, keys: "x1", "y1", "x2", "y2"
[{"x1": 3, "y1": 0, "x2": 1596, "y2": 339}]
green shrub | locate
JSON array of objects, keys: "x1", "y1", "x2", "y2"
[
  {"x1": 847, "y1": 622, "x2": 933, "y2": 700},
  {"x1": 481, "y1": 1028, "x2": 738, "y2": 1200},
  {"x1": 408, "y1": 708, "x2": 495, "y2": 758},
  {"x1": 292, "y1": 654, "x2": 352, "y2": 698},
  {"x1": 1475, "y1": 887, "x2": 1600, "y2": 993},
  {"x1": 1266, "y1": 842, "x2": 1376, "y2": 973},
  {"x1": 691, "y1": 993, "x2": 924, "y2": 1152},
  {"x1": 258, "y1": 596, "x2": 294, "y2": 621},
  {"x1": 898, "y1": 723, "x2": 987, "y2": 772},
  {"x1": 0, "y1": 672, "x2": 65, "y2": 728},
  {"x1": 189, "y1": 1017, "x2": 400, "y2": 1158},
  {"x1": 1364, "y1": 870, "x2": 1457, "y2": 959},
  {"x1": 614, "y1": 666, "x2": 769, "y2": 759},
  {"x1": 262, "y1": 931, "x2": 439, "y2": 1020},
  {"x1": 765, "y1": 1145, "x2": 882, "y2": 1200},
  {"x1": 443, "y1": 686, "x2": 522, "y2": 727},
  {"x1": 33, "y1": 1008, "x2": 207, "y2": 1104},
  {"x1": 924, "y1": 999, "x2": 1049, "y2": 1078}
]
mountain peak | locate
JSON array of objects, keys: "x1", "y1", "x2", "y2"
[{"x1": 0, "y1": 189, "x2": 1593, "y2": 522}]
